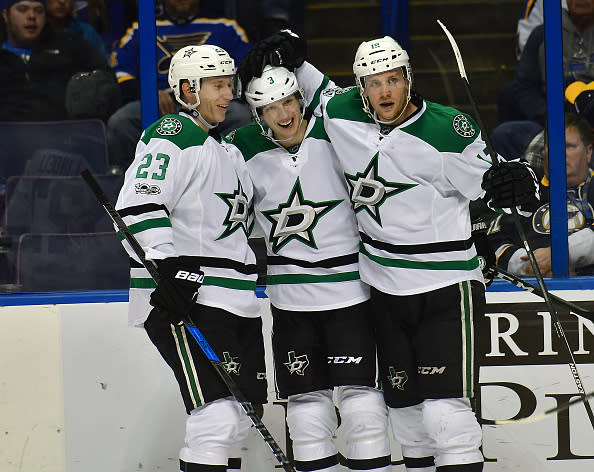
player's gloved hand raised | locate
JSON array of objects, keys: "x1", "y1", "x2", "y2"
[
  {"x1": 237, "y1": 29, "x2": 306, "y2": 100},
  {"x1": 482, "y1": 161, "x2": 540, "y2": 215},
  {"x1": 471, "y1": 219, "x2": 496, "y2": 286},
  {"x1": 149, "y1": 256, "x2": 204, "y2": 326}
]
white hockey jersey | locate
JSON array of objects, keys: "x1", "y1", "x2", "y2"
[
  {"x1": 296, "y1": 63, "x2": 491, "y2": 295},
  {"x1": 226, "y1": 117, "x2": 369, "y2": 311},
  {"x1": 116, "y1": 112, "x2": 259, "y2": 326}
]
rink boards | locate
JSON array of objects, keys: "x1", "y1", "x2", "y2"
[{"x1": 0, "y1": 288, "x2": 593, "y2": 471}]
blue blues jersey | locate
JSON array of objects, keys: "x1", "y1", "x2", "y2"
[{"x1": 111, "y1": 16, "x2": 250, "y2": 91}]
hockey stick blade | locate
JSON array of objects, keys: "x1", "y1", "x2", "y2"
[
  {"x1": 81, "y1": 169, "x2": 295, "y2": 472},
  {"x1": 487, "y1": 266, "x2": 594, "y2": 320},
  {"x1": 494, "y1": 390, "x2": 594, "y2": 425},
  {"x1": 437, "y1": 20, "x2": 594, "y2": 430}
]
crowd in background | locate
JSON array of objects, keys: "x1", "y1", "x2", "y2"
[{"x1": 1, "y1": 0, "x2": 594, "y2": 292}]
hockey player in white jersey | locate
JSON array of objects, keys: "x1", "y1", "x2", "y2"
[
  {"x1": 236, "y1": 33, "x2": 540, "y2": 472},
  {"x1": 116, "y1": 45, "x2": 267, "y2": 472},
  {"x1": 226, "y1": 65, "x2": 392, "y2": 471}
]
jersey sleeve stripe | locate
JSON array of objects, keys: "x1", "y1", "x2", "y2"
[
  {"x1": 308, "y1": 74, "x2": 331, "y2": 114},
  {"x1": 119, "y1": 203, "x2": 170, "y2": 217},
  {"x1": 130, "y1": 277, "x2": 157, "y2": 289},
  {"x1": 117, "y1": 217, "x2": 172, "y2": 240},
  {"x1": 191, "y1": 256, "x2": 258, "y2": 275}
]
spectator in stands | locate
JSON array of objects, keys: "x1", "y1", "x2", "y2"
[
  {"x1": 106, "y1": 0, "x2": 252, "y2": 170},
  {"x1": 521, "y1": 80, "x2": 594, "y2": 181},
  {"x1": 488, "y1": 112, "x2": 594, "y2": 277},
  {"x1": 201, "y1": 0, "x2": 304, "y2": 42},
  {"x1": 73, "y1": 0, "x2": 137, "y2": 55},
  {"x1": 45, "y1": 0, "x2": 107, "y2": 58},
  {"x1": 0, "y1": 0, "x2": 110, "y2": 121},
  {"x1": 515, "y1": 0, "x2": 568, "y2": 59},
  {"x1": 493, "y1": 0, "x2": 594, "y2": 160}
]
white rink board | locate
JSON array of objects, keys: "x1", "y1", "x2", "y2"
[{"x1": 0, "y1": 291, "x2": 593, "y2": 471}]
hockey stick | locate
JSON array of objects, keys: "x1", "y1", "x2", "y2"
[
  {"x1": 494, "y1": 390, "x2": 594, "y2": 425},
  {"x1": 437, "y1": 20, "x2": 594, "y2": 430},
  {"x1": 487, "y1": 265, "x2": 594, "y2": 320},
  {"x1": 80, "y1": 169, "x2": 295, "y2": 472}
]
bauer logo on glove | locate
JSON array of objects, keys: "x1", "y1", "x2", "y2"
[{"x1": 150, "y1": 256, "x2": 204, "y2": 326}]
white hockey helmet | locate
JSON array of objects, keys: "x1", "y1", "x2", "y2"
[
  {"x1": 244, "y1": 65, "x2": 304, "y2": 118},
  {"x1": 168, "y1": 44, "x2": 236, "y2": 109},
  {"x1": 353, "y1": 36, "x2": 412, "y2": 120},
  {"x1": 353, "y1": 36, "x2": 411, "y2": 87}
]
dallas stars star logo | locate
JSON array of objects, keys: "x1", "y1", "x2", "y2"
[
  {"x1": 344, "y1": 153, "x2": 417, "y2": 226},
  {"x1": 261, "y1": 177, "x2": 341, "y2": 253},
  {"x1": 183, "y1": 47, "x2": 198, "y2": 58},
  {"x1": 222, "y1": 352, "x2": 240, "y2": 375},
  {"x1": 216, "y1": 179, "x2": 254, "y2": 239}
]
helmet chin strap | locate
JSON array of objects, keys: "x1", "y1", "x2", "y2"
[
  {"x1": 185, "y1": 99, "x2": 217, "y2": 130},
  {"x1": 191, "y1": 109, "x2": 217, "y2": 130}
]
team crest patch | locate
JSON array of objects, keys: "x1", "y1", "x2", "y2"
[
  {"x1": 322, "y1": 86, "x2": 355, "y2": 98},
  {"x1": 452, "y1": 114, "x2": 476, "y2": 138},
  {"x1": 156, "y1": 117, "x2": 182, "y2": 136}
]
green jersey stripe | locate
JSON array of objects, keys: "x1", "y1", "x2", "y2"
[
  {"x1": 308, "y1": 74, "x2": 331, "y2": 113},
  {"x1": 266, "y1": 271, "x2": 360, "y2": 285},
  {"x1": 130, "y1": 277, "x2": 157, "y2": 289},
  {"x1": 117, "y1": 217, "x2": 172, "y2": 240},
  {"x1": 360, "y1": 244, "x2": 479, "y2": 271},
  {"x1": 203, "y1": 276, "x2": 256, "y2": 291}
]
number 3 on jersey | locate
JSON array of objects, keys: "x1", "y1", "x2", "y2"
[{"x1": 135, "y1": 153, "x2": 170, "y2": 180}]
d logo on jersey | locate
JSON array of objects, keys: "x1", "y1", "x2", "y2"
[
  {"x1": 262, "y1": 177, "x2": 341, "y2": 253},
  {"x1": 216, "y1": 179, "x2": 254, "y2": 239},
  {"x1": 344, "y1": 153, "x2": 417, "y2": 226}
]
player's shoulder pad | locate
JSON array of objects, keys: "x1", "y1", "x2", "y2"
[
  {"x1": 323, "y1": 86, "x2": 373, "y2": 123},
  {"x1": 141, "y1": 114, "x2": 208, "y2": 149},
  {"x1": 401, "y1": 100, "x2": 481, "y2": 153},
  {"x1": 225, "y1": 122, "x2": 276, "y2": 162}
]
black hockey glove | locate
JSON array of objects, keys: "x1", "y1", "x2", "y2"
[
  {"x1": 481, "y1": 161, "x2": 540, "y2": 215},
  {"x1": 471, "y1": 219, "x2": 496, "y2": 287},
  {"x1": 237, "y1": 29, "x2": 306, "y2": 100},
  {"x1": 149, "y1": 256, "x2": 204, "y2": 326}
]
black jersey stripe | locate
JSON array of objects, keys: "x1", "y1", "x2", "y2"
[
  {"x1": 118, "y1": 203, "x2": 170, "y2": 217},
  {"x1": 295, "y1": 454, "x2": 339, "y2": 471},
  {"x1": 129, "y1": 256, "x2": 257, "y2": 274},
  {"x1": 403, "y1": 455, "x2": 436, "y2": 468},
  {"x1": 267, "y1": 252, "x2": 358, "y2": 268},
  {"x1": 194, "y1": 256, "x2": 258, "y2": 275},
  {"x1": 360, "y1": 232, "x2": 474, "y2": 254},
  {"x1": 345, "y1": 454, "x2": 391, "y2": 470}
]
